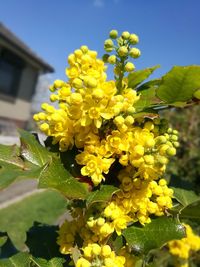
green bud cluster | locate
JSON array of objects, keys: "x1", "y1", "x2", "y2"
[{"x1": 102, "y1": 29, "x2": 141, "y2": 81}]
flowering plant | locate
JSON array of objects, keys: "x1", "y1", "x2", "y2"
[{"x1": 0, "y1": 29, "x2": 200, "y2": 267}]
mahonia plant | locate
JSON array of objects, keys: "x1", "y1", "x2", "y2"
[
  {"x1": 1, "y1": 29, "x2": 200, "y2": 267},
  {"x1": 32, "y1": 30, "x2": 200, "y2": 267}
]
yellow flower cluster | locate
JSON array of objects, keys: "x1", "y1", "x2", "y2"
[
  {"x1": 76, "y1": 118, "x2": 178, "y2": 185},
  {"x1": 34, "y1": 30, "x2": 179, "y2": 267},
  {"x1": 77, "y1": 243, "x2": 125, "y2": 267},
  {"x1": 168, "y1": 224, "x2": 200, "y2": 267},
  {"x1": 84, "y1": 178, "x2": 173, "y2": 244}
]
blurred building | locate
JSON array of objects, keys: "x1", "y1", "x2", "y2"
[{"x1": 0, "y1": 22, "x2": 54, "y2": 134}]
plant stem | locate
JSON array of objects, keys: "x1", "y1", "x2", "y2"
[{"x1": 117, "y1": 57, "x2": 125, "y2": 94}]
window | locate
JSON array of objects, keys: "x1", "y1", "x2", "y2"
[{"x1": 0, "y1": 49, "x2": 24, "y2": 97}]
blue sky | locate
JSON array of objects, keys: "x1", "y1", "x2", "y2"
[{"x1": 1, "y1": 0, "x2": 200, "y2": 82}]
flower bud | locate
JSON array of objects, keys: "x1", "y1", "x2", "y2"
[
  {"x1": 129, "y1": 47, "x2": 141, "y2": 58},
  {"x1": 156, "y1": 136, "x2": 167, "y2": 144},
  {"x1": 88, "y1": 50, "x2": 97, "y2": 58},
  {"x1": 166, "y1": 147, "x2": 176, "y2": 156},
  {"x1": 125, "y1": 115, "x2": 134, "y2": 125},
  {"x1": 114, "y1": 115, "x2": 124, "y2": 126},
  {"x1": 129, "y1": 33, "x2": 139, "y2": 44},
  {"x1": 171, "y1": 135, "x2": 178, "y2": 141},
  {"x1": 105, "y1": 47, "x2": 114, "y2": 52},
  {"x1": 125, "y1": 62, "x2": 135, "y2": 72},
  {"x1": 167, "y1": 128, "x2": 173, "y2": 134},
  {"x1": 68, "y1": 54, "x2": 75, "y2": 65},
  {"x1": 72, "y1": 78, "x2": 83, "y2": 89},
  {"x1": 122, "y1": 31, "x2": 130, "y2": 39},
  {"x1": 101, "y1": 245, "x2": 112, "y2": 257},
  {"x1": 92, "y1": 244, "x2": 101, "y2": 256},
  {"x1": 193, "y1": 89, "x2": 200, "y2": 99},
  {"x1": 97, "y1": 217, "x2": 105, "y2": 226},
  {"x1": 144, "y1": 121, "x2": 154, "y2": 130},
  {"x1": 157, "y1": 156, "x2": 168, "y2": 165},
  {"x1": 84, "y1": 77, "x2": 97, "y2": 88},
  {"x1": 109, "y1": 29, "x2": 118, "y2": 39},
  {"x1": 54, "y1": 79, "x2": 64, "y2": 88},
  {"x1": 172, "y1": 130, "x2": 178, "y2": 135},
  {"x1": 70, "y1": 93, "x2": 83, "y2": 105},
  {"x1": 104, "y1": 39, "x2": 114, "y2": 48},
  {"x1": 173, "y1": 141, "x2": 180, "y2": 148},
  {"x1": 74, "y1": 49, "x2": 83, "y2": 58},
  {"x1": 80, "y1": 45, "x2": 89, "y2": 53},
  {"x1": 159, "y1": 179, "x2": 167, "y2": 186},
  {"x1": 49, "y1": 85, "x2": 55, "y2": 92},
  {"x1": 50, "y1": 94, "x2": 59, "y2": 102},
  {"x1": 118, "y1": 46, "x2": 128, "y2": 57},
  {"x1": 102, "y1": 53, "x2": 109, "y2": 62},
  {"x1": 108, "y1": 55, "x2": 117, "y2": 64},
  {"x1": 39, "y1": 123, "x2": 49, "y2": 132}
]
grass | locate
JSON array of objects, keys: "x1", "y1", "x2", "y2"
[{"x1": 0, "y1": 190, "x2": 67, "y2": 250}]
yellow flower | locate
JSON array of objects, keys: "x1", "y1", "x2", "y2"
[
  {"x1": 168, "y1": 224, "x2": 200, "y2": 264},
  {"x1": 76, "y1": 152, "x2": 115, "y2": 186}
]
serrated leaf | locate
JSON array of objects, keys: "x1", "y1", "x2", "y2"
[
  {"x1": 19, "y1": 129, "x2": 52, "y2": 166},
  {"x1": 172, "y1": 187, "x2": 200, "y2": 207},
  {"x1": 39, "y1": 157, "x2": 88, "y2": 199},
  {"x1": 156, "y1": 66, "x2": 200, "y2": 103},
  {"x1": 0, "y1": 253, "x2": 66, "y2": 267},
  {"x1": 31, "y1": 257, "x2": 66, "y2": 267},
  {"x1": 128, "y1": 65, "x2": 160, "y2": 89},
  {"x1": 86, "y1": 185, "x2": 119, "y2": 206},
  {"x1": 0, "y1": 252, "x2": 30, "y2": 267},
  {"x1": 123, "y1": 217, "x2": 185, "y2": 255},
  {"x1": 0, "y1": 143, "x2": 43, "y2": 189}
]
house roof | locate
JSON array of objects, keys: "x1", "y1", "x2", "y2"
[{"x1": 0, "y1": 22, "x2": 54, "y2": 73}]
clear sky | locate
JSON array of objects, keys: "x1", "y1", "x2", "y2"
[{"x1": 1, "y1": 0, "x2": 200, "y2": 82}]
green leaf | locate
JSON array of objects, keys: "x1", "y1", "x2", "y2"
[
  {"x1": 0, "y1": 144, "x2": 42, "y2": 189},
  {"x1": 136, "y1": 79, "x2": 161, "y2": 92},
  {"x1": 19, "y1": 129, "x2": 52, "y2": 167},
  {"x1": 134, "y1": 87, "x2": 160, "y2": 112},
  {"x1": 180, "y1": 200, "x2": 200, "y2": 219},
  {"x1": 123, "y1": 217, "x2": 185, "y2": 255},
  {"x1": 108, "y1": 234, "x2": 124, "y2": 253},
  {"x1": 86, "y1": 185, "x2": 119, "y2": 206},
  {"x1": 172, "y1": 187, "x2": 200, "y2": 207},
  {"x1": 31, "y1": 257, "x2": 66, "y2": 267},
  {"x1": 128, "y1": 65, "x2": 160, "y2": 89},
  {"x1": 156, "y1": 66, "x2": 200, "y2": 103},
  {"x1": 39, "y1": 157, "x2": 88, "y2": 199},
  {"x1": 0, "y1": 252, "x2": 30, "y2": 267},
  {"x1": 0, "y1": 253, "x2": 66, "y2": 267}
]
